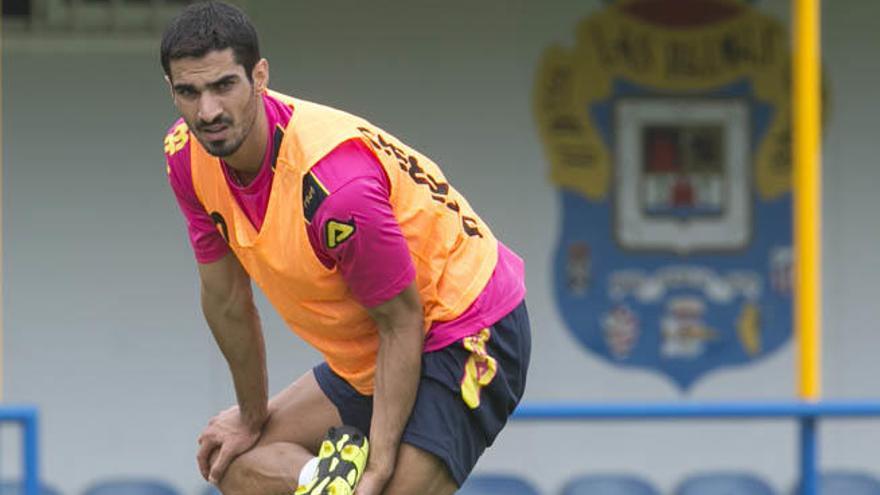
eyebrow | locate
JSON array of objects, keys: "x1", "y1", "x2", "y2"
[{"x1": 173, "y1": 74, "x2": 240, "y2": 93}]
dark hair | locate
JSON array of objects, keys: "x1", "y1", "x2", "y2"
[{"x1": 160, "y1": 1, "x2": 260, "y2": 81}]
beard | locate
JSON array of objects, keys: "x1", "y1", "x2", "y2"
[
  {"x1": 199, "y1": 129, "x2": 245, "y2": 157},
  {"x1": 191, "y1": 95, "x2": 259, "y2": 158}
]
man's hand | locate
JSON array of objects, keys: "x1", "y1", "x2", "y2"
[{"x1": 196, "y1": 406, "x2": 263, "y2": 484}]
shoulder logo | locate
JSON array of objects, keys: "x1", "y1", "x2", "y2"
[
  {"x1": 325, "y1": 219, "x2": 356, "y2": 249},
  {"x1": 302, "y1": 172, "x2": 329, "y2": 223},
  {"x1": 164, "y1": 122, "x2": 190, "y2": 156}
]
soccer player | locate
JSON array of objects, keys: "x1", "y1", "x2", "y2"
[{"x1": 160, "y1": 2, "x2": 530, "y2": 494}]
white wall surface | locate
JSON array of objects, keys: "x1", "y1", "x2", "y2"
[{"x1": 2, "y1": 1, "x2": 878, "y2": 493}]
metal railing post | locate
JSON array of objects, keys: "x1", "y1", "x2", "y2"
[
  {"x1": 23, "y1": 410, "x2": 39, "y2": 495},
  {"x1": 800, "y1": 416, "x2": 818, "y2": 495}
]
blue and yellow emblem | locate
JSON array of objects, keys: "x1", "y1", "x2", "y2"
[{"x1": 535, "y1": 0, "x2": 803, "y2": 390}]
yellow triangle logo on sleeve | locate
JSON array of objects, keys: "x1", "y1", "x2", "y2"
[{"x1": 326, "y1": 219, "x2": 356, "y2": 249}]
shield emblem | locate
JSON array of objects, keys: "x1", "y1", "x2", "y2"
[{"x1": 535, "y1": 0, "x2": 800, "y2": 390}]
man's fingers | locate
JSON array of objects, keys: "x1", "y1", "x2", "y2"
[
  {"x1": 353, "y1": 472, "x2": 385, "y2": 495},
  {"x1": 196, "y1": 437, "x2": 219, "y2": 481},
  {"x1": 208, "y1": 444, "x2": 236, "y2": 485}
]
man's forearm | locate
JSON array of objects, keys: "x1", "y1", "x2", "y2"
[
  {"x1": 368, "y1": 318, "x2": 424, "y2": 477},
  {"x1": 202, "y1": 289, "x2": 269, "y2": 431}
]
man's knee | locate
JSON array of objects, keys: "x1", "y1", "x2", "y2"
[
  {"x1": 217, "y1": 444, "x2": 304, "y2": 495},
  {"x1": 216, "y1": 454, "x2": 258, "y2": 495}
]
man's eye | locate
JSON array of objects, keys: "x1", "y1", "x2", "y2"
[
  {"x1": 217, "y1": 80, "x2": 234, "y2": 92},
  {"x1": 177, "y1": 88, "x2": 197, "y2": 98}
]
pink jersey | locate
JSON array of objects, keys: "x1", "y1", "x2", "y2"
[{"x1": 166, "y1": 93, "x2": 526, "y2": 350}]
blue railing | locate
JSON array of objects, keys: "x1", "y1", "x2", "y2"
[
  {"x1": 0, "y1": 406, "x2": 40, "y2": 495},
  {"x1": 4, "y1": 401, "x2": 880, "y2": 494},
  {"x1": 513, "y1": 400, "x2": 880, "y2": 495}
]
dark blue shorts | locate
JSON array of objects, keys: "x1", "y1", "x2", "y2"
[{"x1": 313, "y1": 300, "x2": 531, "y2": 486}]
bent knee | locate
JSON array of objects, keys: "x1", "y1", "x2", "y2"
[
  {"x1": 216, "y1": 455, "x2": 257, "y2": 495},
  {"x1": 217, "y1": 445, "x2": 302, "y2": 495}
]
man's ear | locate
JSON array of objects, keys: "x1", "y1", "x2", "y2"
[
  {"x1": 165, "y1": 75, "x2": 175, "y2": 99},
  {"x1": 252, "y1": 58, "x2": 269, "y2": 94}
]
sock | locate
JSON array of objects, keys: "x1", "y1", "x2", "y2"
[{"x1": 298, "y1": 456, "x2": 320, "y2": 486}]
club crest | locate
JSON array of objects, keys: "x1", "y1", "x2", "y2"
[{"x1": 534, "y1": 0, "x2": 810, "y2": 390}]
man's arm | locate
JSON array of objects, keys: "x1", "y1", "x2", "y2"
[
  {"x1": 195, "y1": 252, "x2": 269, "y2": 484},
  {"x1": 302, "y1": 140, "x2": 423, "y2": 492},
  {"x1": 356, "y1": 282, "x2": 425, "y2": 493}
]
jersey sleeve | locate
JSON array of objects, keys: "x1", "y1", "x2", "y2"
[
  {"x1": 305, "y1": 140, "x2": 416, "y2": 308},
  {"x1": 164, "y1": 121, "x2": 229, "y2": 264}
]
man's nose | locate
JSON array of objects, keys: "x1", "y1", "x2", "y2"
[{"x1": 198, "y1": 93, "x2": 223, "y2": 123}]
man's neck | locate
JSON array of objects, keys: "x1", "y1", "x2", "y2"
[{"x1": 224, "y1": 95, "x2": 268, "y2": 179}]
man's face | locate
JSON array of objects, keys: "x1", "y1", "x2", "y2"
[{"x1": 167, "y1": 48, "x2": 263, "y2": 157}]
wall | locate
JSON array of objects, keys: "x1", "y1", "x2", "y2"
[{"x1": 3, "y1": 1, "x2": 879, "y2": 493}]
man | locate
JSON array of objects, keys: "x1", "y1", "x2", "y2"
[{"x1": 161, "y1": 2, "x2": 530, "y2": 494}]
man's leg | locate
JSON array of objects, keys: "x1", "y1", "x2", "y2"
[
  {"x1": 216, "y1": 300, "x2": 531, "y2": 495},
  {"x1": 218, "y1": 370, "x2": 343, "y2": 495},
  {"x1": 382, "y1": 444, "x2": 458, "y2": 495},
  {"x1": 382, "y1": 300, "x2": 532, "y2": 495}
]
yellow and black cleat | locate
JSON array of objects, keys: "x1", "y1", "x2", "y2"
[{"x1": 295, "y1": 426, "x2": 369, "y2": 495}]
